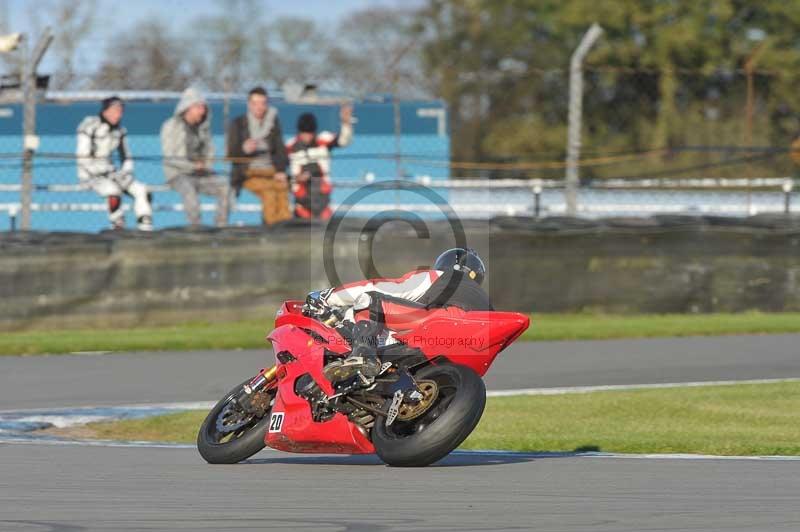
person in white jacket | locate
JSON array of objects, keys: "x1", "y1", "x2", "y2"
[{"x1": 76, "y1": 96, "x2": 153, "y2": 230}]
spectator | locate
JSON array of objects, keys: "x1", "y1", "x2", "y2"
[
  {"x1": 286, "y1": 105, "x2": 353, "y2": 220},
  {"x1": 226, "y1": 86, "x2": 290, "y2": 226},
  {"x1": 160, "y1": 87, "x2": 230, "y2": 227},
  {"x1": 76, "y1": 96, "x2": 153, "y2": 230}
]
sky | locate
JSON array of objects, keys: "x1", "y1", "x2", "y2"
[{"x1": 3, "y1": 0, "x2": 419, "y2": 75}]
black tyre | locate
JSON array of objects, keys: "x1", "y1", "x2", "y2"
[
  {"x1": 197, "y1": 380, "x2": 274, "y2": 464},
  {"x1": 372, "y1": 363, "x2": 486, "y2": 467}
]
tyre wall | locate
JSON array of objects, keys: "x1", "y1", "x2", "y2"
[{"x1": 1, "y1": 215, "x2": 799, "y2": 330}]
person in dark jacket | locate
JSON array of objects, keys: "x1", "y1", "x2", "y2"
[{"x1": 226, "y1": 86, "x2": 290, "y2": 225}]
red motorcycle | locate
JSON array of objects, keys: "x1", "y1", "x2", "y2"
[{"x1": 198, "y1": 296, "x2": 529, "y2": 467}]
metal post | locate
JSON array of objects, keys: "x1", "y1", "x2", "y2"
[
  {"x1": 19, "y1": 28, "x2": 53, "y2": 230},
  {"x1": 222, "y1": 75, "x2": 231, "y2": 149},
  {"x1": 743, "y1": 41, "x2": 768, "y2": 216},
  {"x1": 387, "y1": 41, "x2": 415, "y2": 182},
  {"x1": 9, "y1": 205, "x2": 17, "y2": 231},
  {"x1": 532, "y1": 181, "x2": 543, "y2": 219},
  {"x1": 783, "y1": 179, "x2": 794, "y2": 215},
  {"x1": 19, "y1": 37, "x2": 31, "y2": 230},
  {"x1": 564, "y1": 23, "x2": 603, "y2": 216},
  {"x1": 393, "y1": 88, "x2": 402, "y2": 179}
]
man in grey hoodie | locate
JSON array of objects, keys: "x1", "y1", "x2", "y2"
[{"x1": 160, "y1": 87, "x2": 230, "y2": 227}]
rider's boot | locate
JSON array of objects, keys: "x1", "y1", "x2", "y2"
[
  {"x1": 326, "y1": 352, "x2": 382, "y2": 384},
  {"x1": 324, "y1": 321, "x2": 384, "y2": 386}
]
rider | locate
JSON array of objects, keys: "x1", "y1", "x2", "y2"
[
  {"x1": 309, "y1": 248, "x2": 490, "y2": 382},
  {"x1": 76, "y1": 96, "x2": 153, "y2": 230}
]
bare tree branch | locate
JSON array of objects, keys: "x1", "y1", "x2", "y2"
[{"x1": 28, "y1": 0, "x2": 96, "y2": 89}]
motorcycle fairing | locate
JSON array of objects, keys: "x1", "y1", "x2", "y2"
[
  {"x1": 263, "y1": 298, "x2": 528, "y2": 453},
  {"x1": 266, "y1": 319, "x2": 374, "y2": 454},
  {"x1": 266, "y1": 391, "x2": 374, "y2": 454},
  {"x1": 385, "y1": 305, "x2": 530, "y2": 377}
]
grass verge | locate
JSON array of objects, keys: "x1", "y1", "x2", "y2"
[
  {"x1": 4, "y1": 311, "x2": 800, "y2": 356},
  {"x1": 70, "y1": 381, "x2": 800, "y2": 456}
]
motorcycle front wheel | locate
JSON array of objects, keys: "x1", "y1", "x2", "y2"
[
  {"x1": 197, "y1": 380, "x2": 275, "y2": 464},
  {"x1": 372, "y1": 363, "x2": 486, "y2": 467}
]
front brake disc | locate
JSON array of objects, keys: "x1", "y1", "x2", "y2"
[{"x1": 215, "y1": 402, "x2": 253, "y2": 434}]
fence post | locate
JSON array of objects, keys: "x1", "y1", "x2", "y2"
[
  {"x1": 565, "y1": 23, "x2": 603, "y2": 217},
  {"x1": 19, "y1": 28, "x2": 52, "y2": 231},
  {"x1": 784, "y1": 179, "x2": 794, "y2": 215},
  {"x1": 222, "y1": 75, "x2": 231, "y2": 151},
  {"x1": 9, "y1": 205, "x2": 18, "y2": 231},
  {"x1": 393, "y1": 89, "x2": 402, "y2": 179},
  {"x1": 743, "y1": 40, "x2": 769, "y2": 217},
  {"x1": 531, "y1": 180, "x2": 543, "y2": 218}
]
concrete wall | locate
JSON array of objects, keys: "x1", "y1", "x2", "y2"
[{"x1": 2, "y1": 216, "x2": 799, "y2": 330}]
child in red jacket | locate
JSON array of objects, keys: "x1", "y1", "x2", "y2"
[{"x1": 286, "y1": 105, "x2": 353, "y2": 220}]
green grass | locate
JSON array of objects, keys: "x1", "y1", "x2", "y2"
[
  {"x1": 84, "y1": 410, "x2": 208, "y2": 443},
  {"x1": 524, "y1": 311, "x2": 800, "y2": 341},
  {"x1": 461, "y1": 381, "x2": 800, "y2": 455},
  {"x1": 0, "y1": 319, "x2": 275, "y2": 356},
  {"x1": 78, "y1": 381, "x2": 800, "y2": 456},
  {"x1": 3, "y1": 311, "x2": 800, "y2": 356}
]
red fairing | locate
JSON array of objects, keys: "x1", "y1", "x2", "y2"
[
  {"x1": 272, "y1": 300, "x2": 350, "y2": 355},
  {"x1": 266, "y1": 393, "x2": 373, "y2": 454},
  {"x1": 266, "y1": 305, "x2": 373, "y2": 453},
  {"x1": 365, "y1": 300, "x2": 529, "y2": 377},
  {"x1": 261, "y1": 298, "x2": 528, "y2": 454},
  {"x1": 394, "y1": 308, "x2": 530, "y2": 377}
]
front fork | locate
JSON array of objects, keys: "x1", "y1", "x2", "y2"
[
  {"x1": 236, "y1": 366, "x2": 278, "y2": 415},
  {"x1": 245, "y1": 365, "x2": 278, "y2": 394}
]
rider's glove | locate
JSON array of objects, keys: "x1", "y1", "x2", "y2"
[
  {"x1": 110, "y1": 169, "x2": 134, "y2": 189},
  {"x1": 303, "y1": 289, "x2": 332, "y2": 317}
]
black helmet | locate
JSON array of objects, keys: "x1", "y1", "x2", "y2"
[{"x1": 433, "y1": 248, "x2": 486, "y2": 285}]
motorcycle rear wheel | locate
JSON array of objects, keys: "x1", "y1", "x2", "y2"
[
  {"x1": 372, "y1": 363, "x2": 486, "y2": 467},
  {"x1": 197, "y1": 380, "x2": 274, "y2": 464}
]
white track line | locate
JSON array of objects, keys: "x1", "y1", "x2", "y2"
[
  {"x1": 2, "y1": 438, "x2": 800, "y2": 461},
  {"x1": 0, "y1": 437, "x2": 198, "y2": 449},
  {"x1": 0, "y1": 401, "x2": 215, "y2": 415},
  {"x1": 486, "y1": 377, "x2": 800, "y2": 397},
  {"x1": 3, "y1": 379, "x2": 800, "y2": 461},
  {"x1": 5, "y1": 377, "x2": 798, "y2": 416}
]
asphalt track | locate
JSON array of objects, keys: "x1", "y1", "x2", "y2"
[
  {"x1": 2, "y1": 335, "x2": 800, "y2": 531},
  {"x1": 2, "y1": 334, "x2": 800, "y2": 409},
  {"x1": 1, "y1": 444, "x2": 799, "y2": 531}
]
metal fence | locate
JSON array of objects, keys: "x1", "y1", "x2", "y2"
[
  {"x1": 0, "y1": 166, "x2": 796, "y2": 232},
  {"x1": 3, "y1": 21, "x2": 800, "y2": 232}
]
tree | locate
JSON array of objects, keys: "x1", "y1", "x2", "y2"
[
  {"x1": 415, "y1": 0, "x2": 800, "y2": 179},
  {"x1": 189, "y1": 0, "x2": 263, "y2": 91},
  {"x1": 416, "y1": 0, "x2": 574, "y2": 165},
  {"x1": 324, "y1": 7, "x2": 431, "y2": 98},
  {"x1": 256, "y1": 17, "x2": 326, "y2": 88},
  {"x1": 27, "y1": 0, "x2": 97, "y2": 89},
  {"x1": 92, "y1": 19, "x2": 192, "y2": 91}
]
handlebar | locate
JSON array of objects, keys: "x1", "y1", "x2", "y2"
[{"x1": 303, "y1": 290, "x2": 343, "y2": 327}]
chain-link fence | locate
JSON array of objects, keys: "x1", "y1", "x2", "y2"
[
  {"x1": 0, "y1": 88, "x2": 459, "y2": 231},
  {"x1": 1, "y1": 61, "x2": 799, "y2": 232}
]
